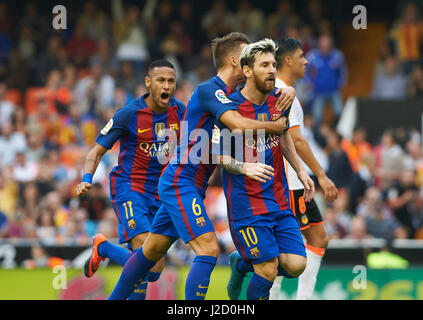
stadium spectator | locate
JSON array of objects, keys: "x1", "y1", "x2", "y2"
[
  {"x1": 12, "y1": 152, "x2": 39, "y2": 183},
  {"x1": 373, "y1": 129, "x2": 406, "y2": 190},
  {"x1": 202, "y1": 0, "x2": 234, "y2": 39},
  {"x1": 0, "y1": 210, "x2": 8, "y2": 238},
  {"x1": 346, "y1": 215, "x2": 370, "y2": 240},
  {"x1": 267, "y1": 0, "x2": 301, "y2": 40},
  {"x1": 325, "y1": 129, "x2": 353, "y2": 190},
  {"x1": 36, "y1": 208, "x2": 57, "y2": 245},
  {"x1": 233, "y1": 0, "x2": 265, "y2": 41},
  {"x1": 116, "y1": 61, "x2": 142, "y2": 97},
  {"x1": 323, "y1": 204, "x2": 348, "y2": 239},
  {"x1": 362, "y1": 196, "x2": 407, "y2": 240},
  {"x1": 79, "y1": 182, "x2": 110, "y2": 222},
  {"x1": 0, "y1": 82, "x2": 15, "y2": 127},
  {"x1": 389, "y1": 1, "x2": 423, "y2": 74},
  {"x1": 34, "y1": 35, "x2": 66, "y2": 87},
  {"x1": 386, "y1": 169, "x2": 420, "y2": 238},
  {"x1": 76, "y1": 1, "x2": 108, "y2": 41},
  {"x1": 112, "y1": 0, "x2": 154, "y2": 72},
  {"x1": 0, "y1": 168, "x2": 18, "y2": 219},
  {"x1": 371, "y1": 56, "x2": 407, "y2": 99},
  {"x1": 66, "y1": 22, "x2": 98, "y2": 69},
  {"x1": 407, "y1": 63, "x2": 423, "y2": 97},
  {"x1": 0, "y1": 122, "x2": 27, "y2": 166},
  {"x1": 305, "y1": 34, "x2": 347, "y2": 126},
  {"x1": 73, "y1": 62, "x2": 115, "y2": 119}
]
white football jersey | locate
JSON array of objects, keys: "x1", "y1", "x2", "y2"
[{"x1": 276, "y1": 77, "x2": 308, "y2": 190}]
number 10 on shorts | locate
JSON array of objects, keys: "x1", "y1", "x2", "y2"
[{"x1": 239, "y1": 227, "x2": 258, "y2": 247}]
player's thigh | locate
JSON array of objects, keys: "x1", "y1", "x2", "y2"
[
  {"x1": 301, "y1": 222, "x2": 329, "y2": 249},
  {"x1": 158, "y1": 180, "x2": 215, "y2": 244},
  {"x1": 143, "y1": 231, "x2": 174, "y2": 262},
  {"x1": 229, "y1": 217, "x2": 279, "y2": 265},
  {"x1": 111, "y1": 191, "x2": 154, "y2": 244},
  {"x1": 274, "y1": 211, "x2": 306, "y2": 258},
  {"x1": 129, "y1": 232, "x2": 149, "y2": 250},
  {"x1": 150, "y1": 203, "x2": 180, "y2": 244}
]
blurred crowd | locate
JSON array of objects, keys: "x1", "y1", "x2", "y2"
[{"x1": 0, "y1": 0, "x2": 421, "y2": 264}]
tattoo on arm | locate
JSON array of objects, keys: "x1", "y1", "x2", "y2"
[{"x1": 219, "y1": 156, "x2": 244, "y2": 175}]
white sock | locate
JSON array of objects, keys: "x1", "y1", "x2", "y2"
[
  {"x1": 296, "y1": 248, "x2": 324, "y2": 300},
  {"x1": 269, "y1": 276, "x2": 284, "y2": 300}
]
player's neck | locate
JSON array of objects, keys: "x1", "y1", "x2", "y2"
[
  {"x1": 144, "y1": 93, "x2": 167, "y2": 114},
  {"x1": 217, "y1": 69, "x2": 240, "y2": 91},
  {"x1": 276, "y1": 68, "x2": 296, "y2": 87},
  {"x1": 241, "y1": 82, "x2": 267, "y2": 106}
]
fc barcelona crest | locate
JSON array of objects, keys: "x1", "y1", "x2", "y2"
[
  {"x1": 257, "y1": 113, "x2": 268, "y2": 122},
  {"x1": 196, "y1": 216, "x2": 206, "y2": 227},
  {"x1": 272, "y1": 113, "x2": 281, "y2": 121},
  {"x1": 128, "y1": 219, "x2": 136, "y2": 229},
  {"x1": 250, "y1": 247, "x2": 260, "y2": 258},
  {"x1": 169, "y1": 123, "x2": 179, "y2": 131},
  {"x1": 155, "y1": 123, "x2": 165, "y2": 137}
]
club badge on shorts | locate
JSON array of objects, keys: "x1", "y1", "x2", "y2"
[
  {"x1": 250, "y1": 247, "x2": 260, "y2": 258},
  {"x1": 128, "y1": 219, "x2": 136, "y2": 229},
  {"x1": 196, "y1": 216, "x2": 206, "y2": 227}
]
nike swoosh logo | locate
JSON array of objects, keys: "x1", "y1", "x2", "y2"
[
  {"x1": 138, "y1": 128, "x2": 151, "y2": 134},
  {"x1": 198, "y1": 285, "x2": 208, "y2": 289}
]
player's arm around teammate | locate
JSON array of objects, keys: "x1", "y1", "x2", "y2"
[{"x1": 218, "y1": 155, "x2": 275, "y2": 183}]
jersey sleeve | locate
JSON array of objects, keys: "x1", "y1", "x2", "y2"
[
  {"x1": 198, "y1": 86, "x2": 238, "y2": 121},
  {"x1": 95, "y1": 107, "x2": 132, "y2": 149},
  {"x1": 288, "y1": 98, "x2": 302, "y2": 129}
]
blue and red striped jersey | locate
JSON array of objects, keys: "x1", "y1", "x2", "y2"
[
  {"x1": 215, "y1": 89, "x2": 291, "y2": 221},
  {"x1": 162, "y1": 76, "x2": 237, "y2": 196},
  {"x1": 96, "y1": 93, "x2": 186, "y2": 199}
]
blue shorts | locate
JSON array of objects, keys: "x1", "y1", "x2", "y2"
[
  {"x1": 149, "y1": 203, "x2": 180, "y2": 243},
  {"x1": 229, "y1": 209, "x2": 306, "y2": 264},
  {"x1": 156, "y1": 175, "x2": 215, "y2": 243},
  {"x1": 111, "y1": 190, "x2": 161, "y2": 244}
]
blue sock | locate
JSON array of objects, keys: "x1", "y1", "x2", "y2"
[
  {"x1": 108, "y1": 247, "x2": 156, "y2": 300},
  {"x1": 98, "y1": 241, "x2": 132, "y2": 266},
  {"x1": 147, "y1": 271, "x2": 161, "y2": 282},
  {"x1": 237, "y1": 259, "x2": 254, "y2": 274},
  {"x1": 185, "y1": 255, "x2": 217, "y2": 300},
  {"x1": 277, "y1": 265, "x2": 294, "y2": 278},
  {"x1": 246, "y1": 273, "x2": 273, "y2": 300},
  {"x1": 128, "y1": 280, "x2": 148, "y2": 300},
  {"x1": 126, "y1": 271, "x2": 162, "y2": 300}
]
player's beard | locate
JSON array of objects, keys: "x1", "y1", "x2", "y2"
[{"x1": 253, "y1": 74, "x2": 275, "y2": 95}]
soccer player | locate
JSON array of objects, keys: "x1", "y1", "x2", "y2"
[
  {"x1": 219, "y1": 38, "x2": 315, "y2": 300},
  {"x1": 75, "y1": 59, "x2": 186, "y2": 300},
  {"x1": 269, "y1": 38, "x2": 339, "y2": 300},
  {"x1": 107, "y1": 32, "x2": 296, "y2": 300}
]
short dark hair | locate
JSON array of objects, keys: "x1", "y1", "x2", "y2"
[
  {"x1": 211, "y1": 32, "x2": 250, "y2": 69},
  {"x1": 276, "y1": 38, "x2": 303, "y2": 67},
  {"x1": 147, "y1": 59, "x2": 175, "y2": 75}
]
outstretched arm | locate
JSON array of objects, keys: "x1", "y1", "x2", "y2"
[{"x1": 75, "y1": 143, "x2": 108, "y2": 196}]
